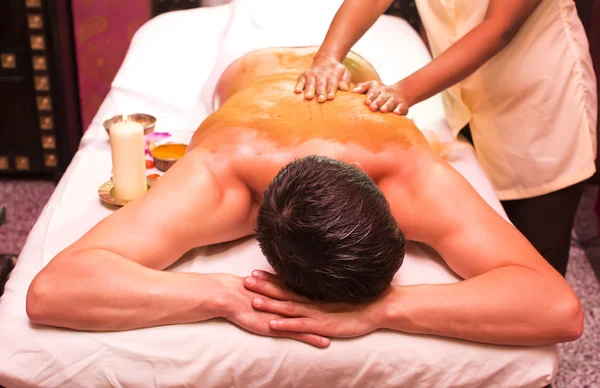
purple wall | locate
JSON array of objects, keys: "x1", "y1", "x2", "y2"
[{"x1": 71, "y1": 0, "x2": 152, "y2": 131}]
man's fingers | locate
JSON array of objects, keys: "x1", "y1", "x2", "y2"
[
  {"x1": 352, "y1": 82, "x2": 370, "y2": 94},
  {"x1": 270, "y1": 318, "x2": 326, "y2": 335},
  {"x1": 244, "y1": 276, "x2": 308, "y2": 302},
  {"x1": 315, "y1": 76, "x2": 327, "y2": 103},
  {"x1": 251, "y1": 270, "x2": 283, "y2": 285},
  {"x1": 252, "y1": 297, "x2": 315, "y2": 317},
  {"x1": 304, "y1": 75, "x2": 316, "y2": 100},
  {"x1": 294, "y1": 75, "x2": 306, "y2": 94},
  {"x1": 380, "y1": 98, "x2": 397, "y2": 113},
  {"x1": 268, "y1": 329, "x2": 330, "y2": 348},
  {"x1": 288, "y1": 332, "x2": 331, "y2": 348}
]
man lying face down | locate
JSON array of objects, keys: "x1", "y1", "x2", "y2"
[
  {"x1": 257, "y1": 156, "x2": 405, "y2": 303},
  {"x1": 26, "y1": 47, "x2": 583, "y2": 348}
]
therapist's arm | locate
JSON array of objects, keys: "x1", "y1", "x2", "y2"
[
  {"x1": 314, "y1": 0, "x2": 393, "y2": 64},
  {"x1": 356, "y1": 0, "x2": 544, "y2": 114},
  {"x1": 295, "y1": 0, "x2": 393, "y2": 101}
]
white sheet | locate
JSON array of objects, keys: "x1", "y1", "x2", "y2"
[{"x1": 0, "y1": 1, "x2": 556, "y2": 387}]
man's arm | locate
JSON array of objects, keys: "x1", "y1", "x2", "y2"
[
  {"x1": 26, "y1": 151, "x2": 255, "y2": 331},
  {"x1": 377, "y1": 155, "x2": 583, "y2": 345}
]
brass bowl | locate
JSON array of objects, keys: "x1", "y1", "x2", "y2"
[
  {"x1": 151, "y1": 143, "x2": 187, "y2": 172},
  {"x1": 153, "y1": 155, "x2": 179, "y2": 172},
  {"x1": 103, "y1": 113, "x2": 156, "y2": 136}
]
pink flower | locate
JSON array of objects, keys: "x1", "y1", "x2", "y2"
[{"x1": 144, "y1": 132, "x2": 171, "y2": 156}]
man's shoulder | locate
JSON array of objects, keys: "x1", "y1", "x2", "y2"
[
  {"x1": 184, "y1": 148, "x2": 242, "y2": 184},
  {"x1": 374, "y1": 145, "x2": 445, "y2": 184}
]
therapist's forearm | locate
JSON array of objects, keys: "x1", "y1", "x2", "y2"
[
  {"x1": 26, "y1": 249, "x2": 223, "y2": 331},
  {"x1": 315, "y1": 0, "x2": 393, "y2": 62},
  {"x1": 380, "y1": 266, "x2": 583, "y2": 346},
  {"x1": 397, "y1": 19, "x2": 512, "y2": 107}
]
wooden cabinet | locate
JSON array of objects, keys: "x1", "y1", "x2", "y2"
[{"x1": 0, "y1": 0, "x2": 81, "y2": 176}]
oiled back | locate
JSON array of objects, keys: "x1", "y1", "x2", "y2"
[{"x1": 192, "y1": 47, "x2": 428, "y2": 152}]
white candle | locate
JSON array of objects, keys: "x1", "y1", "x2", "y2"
[{"x1": 110, "y1": 114, "x2": 147, "y2": 201}]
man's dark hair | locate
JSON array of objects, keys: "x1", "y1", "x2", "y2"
[{"x1": 255, "y1": 156, "x2": 405, "y2": 303}]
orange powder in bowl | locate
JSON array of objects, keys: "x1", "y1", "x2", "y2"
[{"x1": 151, "y1": 143, "x2": 187, "y2": 160}]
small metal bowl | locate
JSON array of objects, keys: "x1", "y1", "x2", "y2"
[
  {"x1": 152, "y1": 154, "x2": 179, "y2": 172},
  {"x1": 151, "y1": 143, "x2": 187, "y2": 172},
  {"x1": 103, "y1": 113, "x2": 156, "y2": 136}
]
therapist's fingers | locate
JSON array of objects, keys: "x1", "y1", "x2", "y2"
[
  {"x1": 304, "y1": 75, "x2": 316, "y2": 100},
  {"x1": 352, "y1": 82, "x2": 370, "y2": 94},
  {"x1": 339, "y1": 70, "x2": 352, "y2": 91},
  {"x1": 294, "y1": 75, "x2": 306, "y2": 93},
  {"x1": 379, "y1": 98, "x2": 398, "y2": 113},
  {"x1": 365, "y1": 88, "x2": 381, "y2": 106},
  {"x1": 315, "y1": 76, "x2": 328, "y2": 103},
  {"x1": 326, "y1": 77, "x2": 338, "y2": 100},
  {"x1": 369, "y1": 94, "x2": 388, "y2": 112},
  {"x1": 393, "y1": 103, "x2": 409, "y2": 116}
]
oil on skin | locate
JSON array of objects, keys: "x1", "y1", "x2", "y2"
[{"x1": 192, "y1": 46, "x2": 430, "y2": 154}]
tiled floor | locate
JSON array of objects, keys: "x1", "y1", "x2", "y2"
[
  {"x1": 556, "y1": 185, "x2": 600, "y2": 387},
  {"x1": 1, "y1": 179, "x2": 599, "y2": 386},
  {"x1": 556, "y1": 241, "x2": 600, "y2": 387}
]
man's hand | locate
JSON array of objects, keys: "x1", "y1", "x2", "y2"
[
  {"x1": 352, "y1": 81, "x2": 409, "y2": 115},
  {"x1": 243, "y1": 270, "x2": 383, "y2": 338},
  {"x1": 214, "y1": 273, "x2": 331, "y2": 348},
  {"x1": 295, "y1": 56, "x2": 352, "y2": 102}
]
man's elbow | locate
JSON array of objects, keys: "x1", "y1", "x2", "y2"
[
  {"x1": 552, "y1": 292, "x2": 584, "y2": 343},
  {"x1": 26, "y1": 249, "x2": 86, "y2": 326},
  {"x1": 26, "y1": 272, "x2": 55, "y2": 325},
  {"x1": 26, "y1": 252, "x2": 75, "y2": 326}
]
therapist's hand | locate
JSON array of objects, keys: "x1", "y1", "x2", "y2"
[
  {"x1": 244, "y1": 270, "x2": 384, "y2": 339},
  {"x1": 214, "y1": 274, "x2": 331, "y2": 348},
  {"x1": 353, "y1": 81, "x2": 409, "y2": 115},
  {"x1": 295, "y1": 56, "x2": 352, "y2": 102}
]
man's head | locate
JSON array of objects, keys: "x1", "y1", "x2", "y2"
[{"x1": 255, "y1": 156, "x2": 405, "y2": 304}]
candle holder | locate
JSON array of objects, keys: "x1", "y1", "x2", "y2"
[
  {"x1": 103, "y1": 113, "x2": 156, "y2": 136},
  {"x1": 98, "y1": 177, "x2": 156, "y2": 207}
]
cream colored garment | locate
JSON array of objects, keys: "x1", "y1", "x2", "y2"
[{"x1": 415, "y1": 0, "x2": 597, "y2": 200}]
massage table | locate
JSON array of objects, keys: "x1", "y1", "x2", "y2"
[{"x1": 0, "y1": 1, "x2": 557, "y2": 387}]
